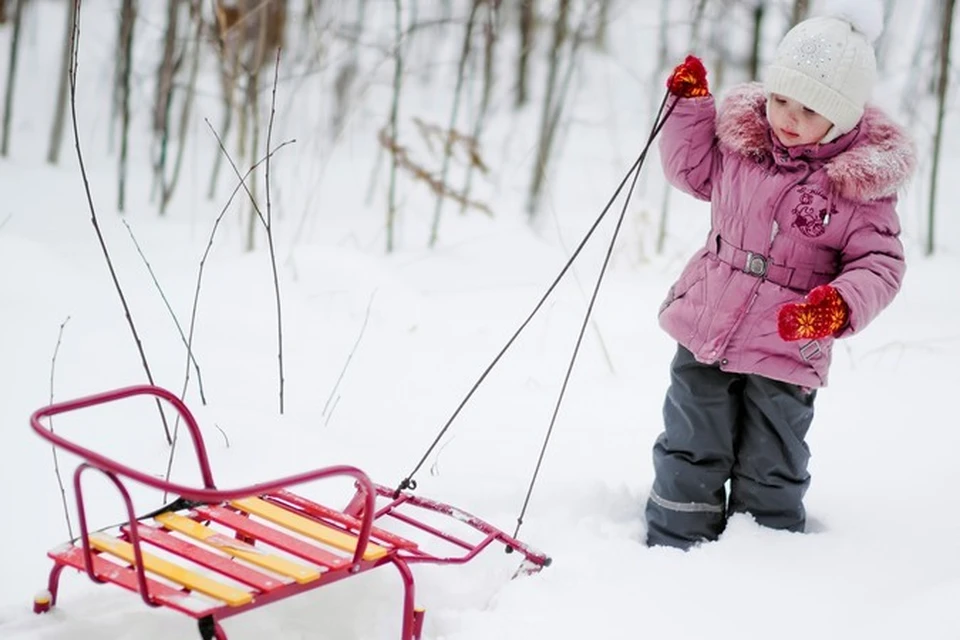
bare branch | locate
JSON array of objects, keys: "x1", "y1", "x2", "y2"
[
  {"x1": 121, "y1": 219, "x2": 208, "y2": 404},
  {"x1": 322, "y1": 290, "x2": 376, "y2": 420},
  {"x1": 68, "y1": 0, "x2": 172, "y2": 445},
  {"x1": 205, "y1": 119, "x2": 268, "y2": 228},
  {"x1": 164, "y1": 135, "x2": 295, "y2": 485},
  {"x1": 47, "y1": 316, "x2": 75, "y2": 541},
  {"x1": 264, "y1": 47, "x2": 286, "y2": 413}
]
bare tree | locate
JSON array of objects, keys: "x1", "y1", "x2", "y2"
[
  {"x1": 749, "y1": 1, "x2": 765, "y2": 80},
  {"x1": 429, "y1": 0, "x2": 482, "y2": 248},
  {"x1": 208, "y1": 0, "x2": 243, "y2": 198},
  {"x1": 47, "y1": 0, "x2": 78, "y2": 164},
  {"x1": 592, "y1": 0, "x2": 611, "y2": 49},
  {"x1": 791, "y1": 0, "x2": 809, "y2": 27},
  {"x1": 68, "y1": 0, "x2": 172, "y2": 445},
  {"x1": 927, "y1": 0, "x2": 956, "y2": 256},
  {"x1": 206, "y1": 0, "x2": 287, "y2": 249},
  {"x1": 242, "y1": 0, "x2": 287, "y2": 252},
  {"x1": 874, "y1": 0, "x2": 898, "y2": 72},
  {"x1": 331, "y1": 0, "x2": 366, "y2": 141},
  {"x1": 117, "y1": 0, "x2": 137, "y2": 212},
  {"x1": 527, "y1": 0, "x2": 570, "y2": 217},
  {"x1": 1, "y1": 0, "x2": 26, "y2": 157},
  {"x1": 160, "y1": 0, "x2": 205, "y2": 215},
  {"x1": 516, "y1": 0, "x2": 535, "y2": 107},
  {"x1": 461, "y1": 1, "x2": 498, "y2": 214},
  {"x1": 153, "y1": 0, "x2": 183, "y2": 211},
  {"x1": 689, "y1": 0, "x2": 708, "y2": 47},
  {"x1": 387, "y1": 0, "x2": 404, "y2": 253}
]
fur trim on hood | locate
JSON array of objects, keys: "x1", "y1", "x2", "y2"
[{"x1": 716, "y1": 82, "x2": 916, "y2": 202}]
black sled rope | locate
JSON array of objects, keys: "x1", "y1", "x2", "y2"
[{"x1": 396, "y1": 90, "x2": 679, "y2": 539}]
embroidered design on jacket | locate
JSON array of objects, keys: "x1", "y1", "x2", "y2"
[{"x1": 791, "y1": 186, "x2": 838, "y2": 238}]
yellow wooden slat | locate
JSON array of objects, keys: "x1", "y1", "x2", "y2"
[
  {"x1": 87, "y1": 533, "x2": 253, "y2": 606},
  {"x1": 230, "y1": 497, "x2": 389, "y2": 561},
  {"x1": 154, "y1": 512, "x2": 320, "y2": 585}
]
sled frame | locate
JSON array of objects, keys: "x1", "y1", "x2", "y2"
[{"x1": 29, "y1": 385, "x2": 549, "y2": 640}]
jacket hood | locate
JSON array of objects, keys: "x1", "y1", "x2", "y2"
[{"x1": 716, "y1": 82, "x2": 916, "y2": 202}]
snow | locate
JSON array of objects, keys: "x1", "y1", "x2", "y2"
[{"x1": 1, "y1": 1, "x2": 959, "y2": 639}]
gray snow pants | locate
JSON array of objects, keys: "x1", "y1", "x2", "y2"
[{"x1": 645, "y1": 345, "x2": 816, "y2": 549}]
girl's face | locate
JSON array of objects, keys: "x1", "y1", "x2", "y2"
[{"x1": 767, "y1": 93, "x2": 834, "y2": 147}]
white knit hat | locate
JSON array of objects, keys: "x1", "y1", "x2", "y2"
[{"x1": 764, "y1": 4, "x2": 881, "y2": 142}]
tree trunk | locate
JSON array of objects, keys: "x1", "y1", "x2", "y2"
[
  {"x1": 927, "y1": 0, "x2": 956, "y2": 256},
  {"x1": 245, "y1": 3, "x2": 269, "y2": 253},
  {"x1": 749, "y1": 3, "x2": 764, "y2": 80},
  {"x1": 153, "y1": 0, "x2": 182, "y2": 211},
  {"x1": 874, "y1": 0, "x2": 897, "y2": 72},
  {"x1": 516, "y1": 0, "x2": 534, "y2": 108},
  {"x1": 117, "y1": 0, "x2": 136, "y2": 213},
  {"x1": 47, "y1": 0, "x2": 78, "y2": 164},
  {"x1": 386, "y1": 0, "x2": 403, "y2": 253},
  {"x1": 461, "y1": 1, "x2": 497, "y2": 214},
  {"x1": 1, "y1": 0, "x2": 26, "y2": 157},
  {"x1": 331, "y1": 0, "x2": 365, "y2": 140},
  {"x1": 690, "y1": 0, "x2": 708, "y2": 47},
  {"x1": 657, "y1": 0, "x2": 668, "y2": 70},
  {"x1": 527, "y1": 0, "x2": 569, "y2": 217},
  {"x1": 791, "y1": 0, "x2": 809, "y2": 27},
  {"x1": 592, "y1": 0, "x2": 610, "y2": 49},
  {"x1": 429, "y1": 0, "x2": 480, "y2": 248},
  {"x1": 161, "y1": 0, "x2": 203, "y2": 215}
]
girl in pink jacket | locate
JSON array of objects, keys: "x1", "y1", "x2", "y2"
[{"x1": 646, "y1": 6, "x2": 916, "y2": 549}]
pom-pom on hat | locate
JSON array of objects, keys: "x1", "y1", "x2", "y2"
[{"x1": 764, "y1": 0, "x2": 884, "y2": 142}]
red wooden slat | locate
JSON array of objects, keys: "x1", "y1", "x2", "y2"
[
  {"x1": 49, "y1": 545, "x2": 222, "y2": 618},
  {"x1": 193, "y1": 505, "x2": 351, "y2": 570},
  {"x1": 123, "y1": 523, "x2": 288, "y2": 593},
  {"x1": 269, "y1": 490, "x2": 418, "y2": 551}
]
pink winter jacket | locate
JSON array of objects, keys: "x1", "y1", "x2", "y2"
[{"x1": 658, "y1": 83, "x2": 916, "y2": 388}]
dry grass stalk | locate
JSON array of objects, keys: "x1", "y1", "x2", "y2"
[{"x1": 378, "y1": 128, "x2": 492, "y2": 217}]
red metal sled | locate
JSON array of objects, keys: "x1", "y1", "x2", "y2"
[{"x1": 29, "y1": 385, "x2": 550, "y2": 640}]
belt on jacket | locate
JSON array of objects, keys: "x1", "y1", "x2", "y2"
[{"x1": 710, "y1": 233, "x2": 835, "y2": 292}]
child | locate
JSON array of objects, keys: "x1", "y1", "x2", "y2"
[{"x1": 645, "y1": 6, "x2": 916, "y2": 549}]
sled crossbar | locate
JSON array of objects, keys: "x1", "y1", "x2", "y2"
[{"x1": 29, "y1": 385, "x2": 550, "y2": 640}]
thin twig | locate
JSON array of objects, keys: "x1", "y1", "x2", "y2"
[
  {"x1": 0, "y1": 212, "x2": 12, "y2": 232},
  {"x1": 322, "y1": 290, "x2": 377, "y2": 419},
  {"x1": 264, "y1": 48, "x2": 285, "y2": 414},
  {"x1": 121, "y1": 219, "x2": 208, "y2": 404},
  {"x1": 48, "y1": 316, "x2": 75, "y2": 541},
  {"x1": 205, "y1": 119, "x2": 269, "y2": 229},
  {"x1": 68, "y1": 0, "x2": 172, "y2": 445},
  {"x1": 212, "y1": 423, "x2": 231, "y2": 448},
  {"x1": 164, "y1": 137, "x2": 295, "y2": 488},
  {"x1": 323, "y1": 395, "x2": 341, "y2": 428}
]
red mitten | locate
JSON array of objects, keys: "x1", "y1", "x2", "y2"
[
  {"x1": 777, "y1": 285, "x2": 849, "y2": 342},
  {"x1": 666, "y1": 55, "x2": 710, "y2": 98}
]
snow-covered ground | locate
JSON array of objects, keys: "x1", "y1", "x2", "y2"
[{"x1": 2, "y1": 1, "x2": 959, "y2": 639}]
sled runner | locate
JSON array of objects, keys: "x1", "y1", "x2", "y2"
[{"x1": 29, "y1": 385, "x2": 550, "y2": 640}]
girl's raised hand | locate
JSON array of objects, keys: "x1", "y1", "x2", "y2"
[{"x1": 667, "y1": 55, "x2": 710, "y2": 98}]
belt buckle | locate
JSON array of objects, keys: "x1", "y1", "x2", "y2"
[{"x1": 744, "y1": 252, "x2": 767, "y2": 277}]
